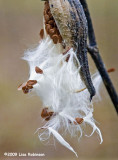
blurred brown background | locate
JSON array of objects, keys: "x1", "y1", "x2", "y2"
[{"x1": 0, "y1": 0, "x2": 118, "y2": 160}]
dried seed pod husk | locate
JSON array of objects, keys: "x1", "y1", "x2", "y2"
[
  {"x1": 48, "y1": 0, "x2": 96, "y2": 100},
  {"x1": 48, "y1": 0, "x2": 73, "y2": 48}
]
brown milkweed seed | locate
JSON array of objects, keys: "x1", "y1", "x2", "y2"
[
  {"x1": 47, "y1": 11, "x2": 53, "y2": 20},
  {"x1": 27, "y1": 85, "x2": 33, "y2": 89},
  {"x1": 27, "y1": 80, "x2": 37, "y2": 86},
  {"x1": 52, "y1": 34, "x2": 59, "y2": 44},
  {"x1": 49, "y1": 112, "x2": 54, "y2": 117},
  {"x1": 65, "y1": 55, "x2": 70, "y2": 62},
  {"x1": 43, "y1": 1, "x2": 63, "y2": 44},
  {"x1": 56, "y1": 29, "x2": 60, "y2": 35},
  {"x1": 35, "y1": 66, "x2": 43, "y2": 74},
  {"x1": 41, "y1": 108, "x2": 49, "y2": 118},
  {"x1": 49, "y1": 28, "x2": 56, "y2": 37},
  {"x1": 45, "y1": 117, "x2": 51, "y2": 121},
  {"x1": 48, "y1": 20, "x2": 55, "y2": 25},
  {"x1": 45, "y1": 3, "x2": 50, "y2": 11},
  {"x1": 22, "y1": 86, "x2": 29, "y2": 94},
  {"x1": 39, "y1": 29, "x2": 44, "y2": 39},
  {"x1": 107, "y1": 68, "x2": 115, "y2": 73},
  {"x1": 74, "y1": 118, "x2": 84, "y2": 125},
  {"x1": 58, "y1": 35, "x2": 63, "y2": 43},
  {"x1": 44, "y1": 14, "x2": 50, "y2": 23},
  {"x1": 45, "y1": 24, "x2": 52, "y2": 34}
]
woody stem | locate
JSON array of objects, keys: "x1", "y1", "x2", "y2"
[{"x1": 80, "y1": 0, "x2": 118, "y2": 113}]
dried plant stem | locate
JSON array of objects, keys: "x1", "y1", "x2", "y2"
[{"x1": 80, "y1": 0, "x2": 118, "y2": 113}]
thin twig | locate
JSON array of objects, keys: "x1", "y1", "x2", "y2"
[{"x1": 80, "y1": 0, "x2": 118, "y2": 113}]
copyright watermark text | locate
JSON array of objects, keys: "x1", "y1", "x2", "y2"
[{"x1": 4, "y1": 152, "x2": 45, "y2": 157}]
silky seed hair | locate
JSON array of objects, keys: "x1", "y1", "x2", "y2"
[{"x1": 18, "y1": 0, "x2": 104, "y2": 157}]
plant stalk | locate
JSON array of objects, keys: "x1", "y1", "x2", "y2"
[{"x1": 80, "y1": 0, "x2": 118, "y2": 113}]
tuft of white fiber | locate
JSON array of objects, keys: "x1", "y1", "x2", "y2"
[{"x1": 22, "y1": 28, "x2": 103, "y2": 156}]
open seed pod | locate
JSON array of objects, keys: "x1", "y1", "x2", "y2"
[
  {"x1": 42, "y1": 0, "x2": 96, "y2": 100},
  {"x1": 18, "y1": 0, "x2": 103, "y2": 157}
]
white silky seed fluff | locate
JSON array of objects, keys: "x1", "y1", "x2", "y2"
[{"x1": 22, "y1": 27, "x2": 103, "y2": 157}]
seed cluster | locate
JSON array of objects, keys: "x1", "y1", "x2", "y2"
[
  {"x1": 18, "y1": 80, "x2": 37, "y2": 94},
  {"x1": 41, "y1": 108, "x2": 84, "y2": 125},
  {"x1": 41, "y1": 108, "x2": 54, "y2": 121},
  {"x1": 43, "y1": 1, "x2": 63, "y2": 44}
]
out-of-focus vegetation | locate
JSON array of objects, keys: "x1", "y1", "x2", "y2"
[{"x1": 0, "y1": 0, "x2": 118, "y2": 159}]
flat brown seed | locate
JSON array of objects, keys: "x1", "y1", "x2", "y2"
[
  {"x1": 22, "y1": 86, "x2": 29, "y2": 94},
  {"x1": 48, "y1": 20, "x2": 55, "y2": 25},
  {"x1": 44, "y1": 10, "x2": 47, "y2": 15},
  {"x1": 41, "y1": 108, "x2": 49, "y2": 118},
  {"x1": 47, "y1": 11, "x2": 53, "y2": 20},
  {"x1": 49, "y1": 112, "x2": 54, "y2": 117},
  {"x1": 27, "y1": 80, "x2": 37, "y2": 86},
  {"x1": 56, "y1": 29, "x2": 60, "y2": 35},
  {"x1": 44, "y1": 14, "x2": 50, "y2": 23},
  {"x1": 65, "y1": 55, "x2": 70, "y2": 62},
  {"x1": 45, "y1": 1, "x2": 48, "y2": 6},
  {"x1": 39, "y1": 29, "x2": 44, "y2": 39},
  {"x1": 52, "y1": 34, "x2": 59, "y2": 44},
  {"x1": 45, "y1": 116, "x2": 51, "y2": 121},
  {"x1": 49, "y1": 28, "x2": 56, "y2": 37},
  {"x1": 58, "y1": 35, "x2": 63, "y2": 43},
  {"x1": 45, "y1": 24, "x2": 52, "y2": 34},
  {"x1": 107, "y1": 68, "x2": 115, "y2": 73},
  {"x1": 27, "y1": 85, "x2": 33, "y2": 89},
  {"x1": 49, "y1": 15, "x2": 53, "y2": 20},
  {"x1": 35, "y1": 66, "x2": 43, "y2": 74},
  {"x1": 75, "y1": 118, "x2": 84, "y2": 124},
  {"x1": 53, "y1": 22, "x2": 57, "y2": 27},
  {"x1": 44, "y1": 4, "x2": 50, "y2": 11}
]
